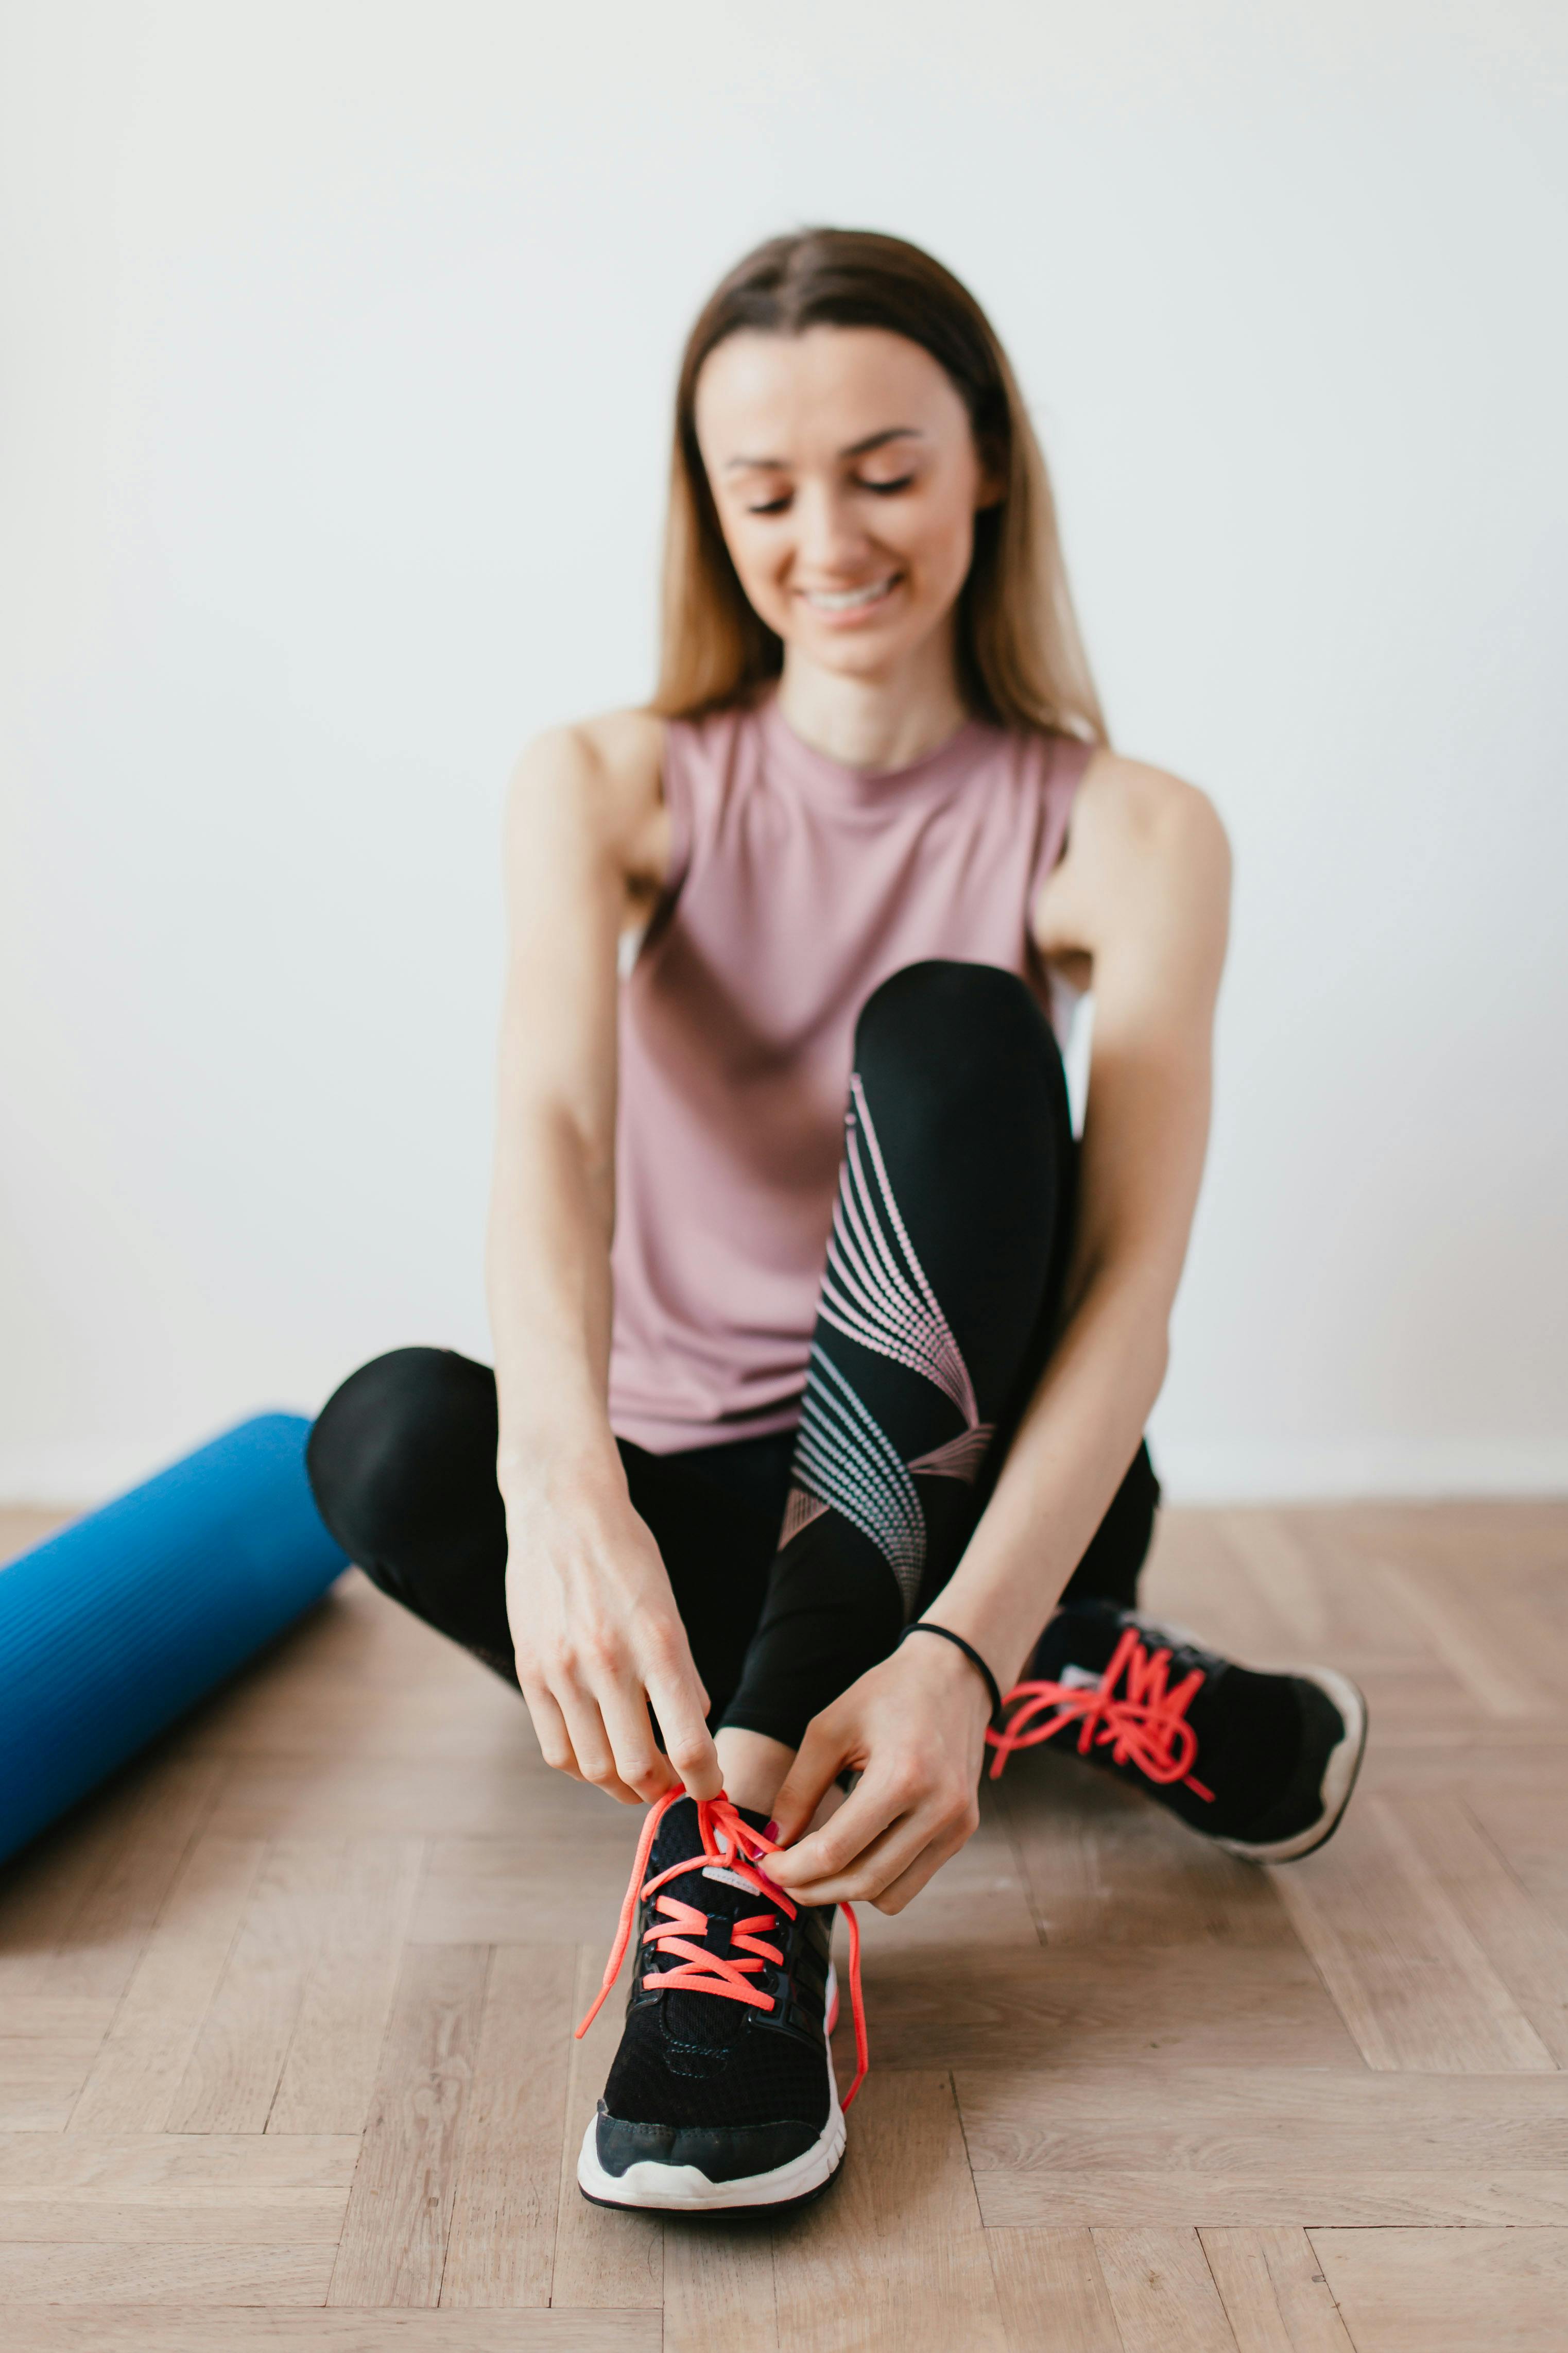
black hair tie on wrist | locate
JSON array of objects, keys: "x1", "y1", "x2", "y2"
[{"x1": 896, "y1": 1621, "x2": 1004, "y2": 1724}]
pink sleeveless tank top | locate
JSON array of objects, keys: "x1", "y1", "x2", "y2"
[{"x1": 607, "y1": 692, "x2": 1094, "y2": 1454}]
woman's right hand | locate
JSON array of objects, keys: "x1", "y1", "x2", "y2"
[{"x1": 502, "y1": 1457, "x2": 721, "y2": 1806}]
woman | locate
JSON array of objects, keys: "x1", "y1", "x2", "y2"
[{"x1": 307, "y1": 229, "x2": 1367, "y2": 2216}]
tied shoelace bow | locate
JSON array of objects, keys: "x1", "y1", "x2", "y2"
[
  {"x1": 576, "y1": 1788, "x2": 869, "y2": 2108},
  {"x1": 985, "y1": 1623, "x2": 1215, "y2": 1799}
]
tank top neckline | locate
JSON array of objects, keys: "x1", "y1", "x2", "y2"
[{"x1": 755, "y1": 689, "x2": 1001, "y2": 814}]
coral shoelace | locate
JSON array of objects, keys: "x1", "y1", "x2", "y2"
[
  {"x1": 576, "y1": 1789, "x2": 869, "y2": 2109},
  {"x1": 985, "y1": 1623, "x2": 1215, "y2": 1799}
]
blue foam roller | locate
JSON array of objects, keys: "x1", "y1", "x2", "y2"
[{"x1": 0, "y1": 1412, "x2": 348, "y2": 1866}]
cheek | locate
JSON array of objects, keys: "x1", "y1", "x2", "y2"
[
  {"x1": 723, "y1": 520, "x2": 790, "y2": 608},
  {"x1": 903, "y1": 502, "x2": 977, "y2": 604}
]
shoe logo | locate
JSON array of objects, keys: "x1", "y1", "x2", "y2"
[{"x1": 701, "y1": 1865, "x2": 761, "y2": 1895}]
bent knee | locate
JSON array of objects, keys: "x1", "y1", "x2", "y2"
[
  {"x1": 306, "y1": 1345, "x2": 495, "y2": 1558},
  {"x1": 853, "y1": 960, "x2": 1062, "y2": 1110}
]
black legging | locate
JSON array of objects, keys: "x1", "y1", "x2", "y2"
[{"x1": 306, "y1": 961, "x2": 1159, "y2": 1748}]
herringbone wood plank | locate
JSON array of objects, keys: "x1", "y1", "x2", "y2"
[
  {"x1": 2, "y1": 1503, "x2": 1565, "y2": 2347},
  {"x1": 1200, "y1": 2228, "x2": 1355, "y2": 2351},
  {"x1": 0, "y1": 2316, "x2": 656, "y2": 2350}
]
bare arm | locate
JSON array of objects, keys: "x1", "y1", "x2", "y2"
[
  {"x1": 923, "y1": 756, "x2": 1231, "y2": 1680},
  {"x1": 487, "y1": 714, "x2": 721, "y2": 1804},
  {"x1": 769, "y1": 755, "x2": 1231, "y2": 1906}
]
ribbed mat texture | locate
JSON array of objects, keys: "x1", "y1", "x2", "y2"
[{"x1": 0, "y1": 1412, "x2": 346, "y2": 1864}]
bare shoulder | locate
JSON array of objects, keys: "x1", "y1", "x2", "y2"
[
  {"x1": 1073, "y1": 748, "x2": 1229, "y2": 868},
  {"x1": 506, "y1": 707, "x2": 668, "y2": 889},
  {"x1": 509, "y1": 706, "x2": 665, "y2": 811},
  {"x1": 1037, "y1": 748, "x2": 1230, "y2": 976}
]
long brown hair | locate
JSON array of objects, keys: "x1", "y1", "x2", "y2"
[{"x1": 653, "y1": 228, "x2": 1107, "y2": 744}]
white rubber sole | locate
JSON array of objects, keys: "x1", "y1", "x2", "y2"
[
  {"x1": 577, "y1": 1969, "x2": 846, "y2": 2214},
  {"x1": 1216, "y1": 1665, "x2": 1369, "y2": 1864}
]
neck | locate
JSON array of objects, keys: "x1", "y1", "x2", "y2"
[{"x1": 776, "y1": 632, "x2": 970, "y2": 772}]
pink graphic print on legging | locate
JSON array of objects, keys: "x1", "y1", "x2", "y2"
[{"x1": 782, "y1": 1077, "x2": 992, "y2": 1611}]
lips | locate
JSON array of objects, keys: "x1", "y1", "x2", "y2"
[{"x1": 800, "y1": 574, "x2": 900, "y2": 613}]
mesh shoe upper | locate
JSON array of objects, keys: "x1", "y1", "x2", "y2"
[
  {"x1": 1011, "y1": 1601, "x2": 1326, "y2": 1843},
  {"x1": 600, "y1": 1796, "x2": 834, "y2": 2136}
]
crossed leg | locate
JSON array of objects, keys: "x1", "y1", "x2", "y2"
[{"x1": 304, "y1": 962, "x2": 1158, "y2": 1768}]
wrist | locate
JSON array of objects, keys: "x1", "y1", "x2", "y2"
[
  {"x1": 896, "y1": 1621, "x2": 1001, "y2": 1722},
  {"x1": 495, "y1": 1358, "x2": 618, "y2": 1475},
  {"x1": 919, "y1": 1578, "x2": 1049, "y2": 1697},
  {"x1": 497, "y1": 1425, "x2": 627, "y2": 1516}
]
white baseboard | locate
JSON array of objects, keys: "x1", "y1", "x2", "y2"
[
  {"x1": 0, "y1": 1419, "x2": 309, "y2": 1514},
  {"x1": 3, "y1": 1433, "x2": 1565, "y2": 1517},
  {"x1": 0, "y1": 1442, "x2": 197, "y2": 1513},
  {"x1": 1150, "y1": 1437, "x2": 1568, "y2": 1505}
]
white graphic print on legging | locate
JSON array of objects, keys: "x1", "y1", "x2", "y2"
[
  {"x1": 781, "y1": 1075, "x2": 992, "y2": 1612},
  {"x1": 791, "y1": 1344, "x2": 926, "y2": 1604}
]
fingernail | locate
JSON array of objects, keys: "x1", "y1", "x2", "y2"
[{"x1": 764, "y1": 1818, "x2": 780, "y2": 1842}]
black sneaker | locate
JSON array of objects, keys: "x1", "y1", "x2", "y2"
[
  {"x1": 986, "y1": 1600, "x2": 1368, "y2": 1862},
  {"x1": 574, "y1": 1792, "x2": 865, "y2": 2213}
]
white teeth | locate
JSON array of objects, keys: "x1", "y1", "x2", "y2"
[{"x1": 803, "y1": 577, "x2": 895, "y2": 611}]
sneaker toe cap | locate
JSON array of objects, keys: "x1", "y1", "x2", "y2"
[{"x1": 594, "y1": 2105, "x2": 822, "y2": 2186}]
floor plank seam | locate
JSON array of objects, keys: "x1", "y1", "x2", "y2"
[
  {"x1": 60, "y1": 1770, "x2": 249, "y2": 2136},
  {"x1": 1192, "y1": 2227, "x2": 1242, "y2": 2350},
  {"x1": 1263, "y1": 1863, "x2": 1381, "y2": 2077},
  {"x1": 57, "y1": 1748, "x2": 237, "y2": 2120},
  {"x1": 6, "y1": 1507, "x2": 1568, "y2": 2343}
]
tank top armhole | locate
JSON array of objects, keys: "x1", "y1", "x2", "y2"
[
  {"x1": 1026, "y1": 732, "x2": 1097, "y2": 1082},
  {"x1": 1026, "y1": 730, "x2": 1096, "y2": 912},
  {"x1": 657, "y1": 718, "x2": 697, "y2": 904}
]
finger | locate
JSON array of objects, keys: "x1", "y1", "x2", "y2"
[
  {"x1": 768, "y1": 1717, "x2": 851, "y2": 1848},
  {"x1": 596, "y1": 1679, "x2": 680, "y2": 1802},
  {"x1": 769, "y1": 1769, "x2": 904, "y2": 1889},
  {"x1": 871, "y1": 1827, "x2": 971, "y2": 1916},
  {"x1": 776, "y1": 1803, "x2": 935, "y2": 1905},
  {"x1": 792, "y1": 1786, "x2": 979, "y2": 1907},
  {"x1": 646, "y1": 1667, "x2": 722, "y2": 1800},
  {"x1": 556, "y1": 1684, "x2": 644, "y2": 1805},
  {"x1": 518, "y1": 1683, "x2": 585, "y2": 1781}
]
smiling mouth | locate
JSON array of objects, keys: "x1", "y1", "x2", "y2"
[{"x1": 800, "y1": 574, "x2": 901, "y2": 613}]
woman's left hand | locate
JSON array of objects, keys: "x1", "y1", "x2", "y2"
[{"x1": 764, "y1": 1631, "x2": 995, "y2": 1913}]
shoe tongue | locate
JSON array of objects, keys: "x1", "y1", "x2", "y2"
[
  {"x1": 646, "y1": 1797, "x2": 779, "y2": 2051},
  {"x1": 1031, "y1": 1602, "x2": 1127, "y2": 1683},
  {"x1": 647, "y1": 1796, "x2": 772, "y2": 1889},
  {"x1": 1029, "y1": 1608, "x2": 1299, "y2": 1811},
  {"x1": 646, "y1": 1794, "x2": 706, "y2": 1876}
]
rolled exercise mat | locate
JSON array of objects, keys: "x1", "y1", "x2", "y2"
[{"x1": 0, "y1": 1412, "x2": 347, "y2": 1866}]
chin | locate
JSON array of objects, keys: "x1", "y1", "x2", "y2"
[{"x1": 784, "y1": 621, "x2": 930, "y2": 678}]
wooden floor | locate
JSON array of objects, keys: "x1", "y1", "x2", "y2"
[{"x1": 2, "y1": 1500, "x2": 1566, "y2": 2351}]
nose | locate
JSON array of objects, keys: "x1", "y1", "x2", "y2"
[{"x1": 791, "y1": 480, "x2": 874, "y2": 578}]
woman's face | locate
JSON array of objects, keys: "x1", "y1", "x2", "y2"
[{"x1": 693, "y1": 326, "x2": 995, "y2": 685}]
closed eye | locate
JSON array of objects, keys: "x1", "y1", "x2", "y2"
[{"x1": 745, "y1": 473, "x2": 916, "y2": 515}]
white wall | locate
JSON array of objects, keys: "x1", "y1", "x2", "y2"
[{"x1": 3, "y1": 0, "x2": 1565, "y2": 1504}]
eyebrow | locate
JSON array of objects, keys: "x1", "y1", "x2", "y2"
[{"x1": 723, "y1": 426, "x2": 926, "y2": 472}]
